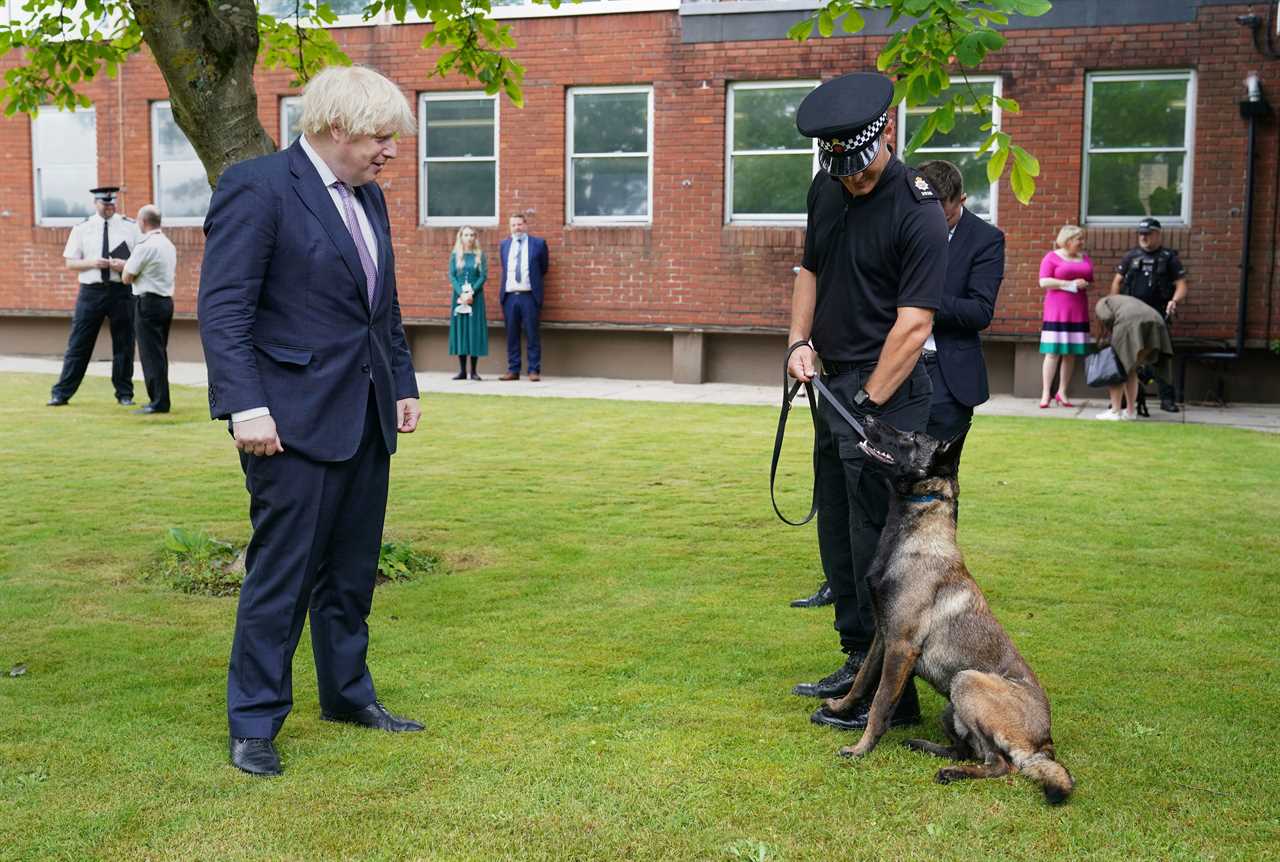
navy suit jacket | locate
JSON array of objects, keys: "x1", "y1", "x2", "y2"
[
  {"x1": 497, "y1": 235, "x2": 550, "y2": 307},
  {"x1": 932, "y1": 208, "x2": 1005, "y2": 407},
  {"x1": 197, "y1": 139, "x2": 419, "y2": 462}
]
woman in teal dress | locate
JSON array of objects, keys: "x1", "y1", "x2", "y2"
[{"x1": 447, "y1": 226, "x2": 488, "y2": 380}]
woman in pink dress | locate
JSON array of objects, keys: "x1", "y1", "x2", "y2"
[{"x1": 1038, "y1": 225, "x2": 1094, "y2": 408}]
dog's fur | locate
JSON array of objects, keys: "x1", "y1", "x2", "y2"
[{"x1": 824, "y1": 417, "x2": 1074, "y2": 804}]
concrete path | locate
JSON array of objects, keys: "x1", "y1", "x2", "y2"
[{"x1": 5, "y1": 354, "x2": 1278, "y2": 433}]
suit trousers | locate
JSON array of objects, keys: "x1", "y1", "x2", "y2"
[
  {"x1": 924, "y1": 352, "x2": 974, "y2": 523},
  {"x1": 51, "y1": 282, "x2": 135, "y2": 401},
  {"x1": 227, "y1": 387, "x2": 389, "y2": 739},
  {"x1": 134, "y1": 293, "x2": 173, "y2": 411},
  {"x1": 815, "y1": 362, "x2": 933, "y2": 652},
  {"x1": 503, "y1": 291, "x2": 541, "y2": 374}
]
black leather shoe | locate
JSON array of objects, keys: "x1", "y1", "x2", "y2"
[
  {"x1": 46, "y1": 397, "x2": 69, "y2": 407},
  {"x1": 321, "y1": 700, "x2": 424, "y2": 732},
  {"x1": 229, "y1": 736, "x2": 282, "y2": 776},
  {"x1": 1160, "y1": 399, "x2": 1181, "y2": 413},
  {"x1": 790, "y1": 581, "x2": 834, "y2": 608},
  {"x1": 809, "y1": 689, "x2": 922, "y2": 731},
  {"x1": 451, "y1": 371, "x2": 467, "y2": 380},
  {"x1": 116, "y1": 397, "x2": 134, "y2": 406},
  {"x1": 469, "y1": 372, "x2": 482, "y2": 381},
  {"x1": 132, "y1": 405, "x2": 168, "y2": 415},
  {"x1": 792, "y1": 651, "x2": 866, "y2": 698}
]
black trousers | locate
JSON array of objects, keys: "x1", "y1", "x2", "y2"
[
  {"x1": 134, "y1": 293, "x2": 174, "y2": 411},
  {"x1": 815, "y1": 362, "x2": 933, "y2": 652},
  {"x1": 227, "y1": 388, "x2": 390, "y2": 739},
  {"x1": 51, "y1": 282, "x2": 134, "y2": 401},
  {"x1": 924, "y1": 352, "x2": 974, "y2": 522}
]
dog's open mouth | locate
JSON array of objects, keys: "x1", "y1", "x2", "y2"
[{"x1": 858, "y1": 440, "x2": 895, "y2": 465}]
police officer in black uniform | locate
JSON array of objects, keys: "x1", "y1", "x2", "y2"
[
  {"x1": 785, "y1": 73, "x2": 949, "y2": 732},
  {"x1": 47, "y1": 186, "x2": 140, "y2": 407},
  {"x1": 1109, "y1": 216, "x2": 1188, "y2": 413}
]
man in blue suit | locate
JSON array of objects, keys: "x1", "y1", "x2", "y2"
[
  {"x1": 916, "y1": 159, "x2": 1005, "y2": 454},
  {"x1": 497, "y1": 212, "x2": 550, "y2": 381},
  {"x1": 198, "y1": 66, "x2": 423, "y2": 777}
]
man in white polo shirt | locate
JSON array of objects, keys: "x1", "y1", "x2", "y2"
[{"x1": 123, "y1": 204, "x2": 178, "y2": 414}]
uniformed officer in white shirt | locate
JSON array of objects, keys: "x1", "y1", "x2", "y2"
[
  {"x1": 123, "y1": 204, "x2": 178, "y2": 414},
  {"x1": 48, "y1": 186, "x2": 142, "y2": 406}
]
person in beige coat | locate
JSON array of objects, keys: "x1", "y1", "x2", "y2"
[{"x1": 1094, "y1": 294, "x2": 1173, "y2": 421}]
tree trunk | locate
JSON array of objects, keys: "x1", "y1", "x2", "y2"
[{"x1": 129, "y1": 0, "x2": 276, "y2": 188}]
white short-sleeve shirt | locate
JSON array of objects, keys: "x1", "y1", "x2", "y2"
[
  {"x1": 63, "y1": 214, "x2": 140, "y2": 285},
  {"x1": 124, "y1": 229, "x2": 178, "y2": 298}
]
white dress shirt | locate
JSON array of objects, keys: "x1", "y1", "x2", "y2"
[
  {"x1": 64, "y1": 214, "x2": 140, "y2": 285},
  {"x1": 125, "y1": 229, "x2": 178, "y2": 298},
  {"x1": 233, "y1": 136, "x2": 380, "y2": 424},
  {"x1": 505, "y1": 234, "x2": 531, "y2": 293}
]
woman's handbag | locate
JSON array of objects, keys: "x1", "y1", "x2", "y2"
[{"x1": 1085, "y1": 345, "x2": 1126, "y2": 388}]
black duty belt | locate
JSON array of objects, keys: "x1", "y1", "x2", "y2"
[{"x1": 770, "y1": 343, "x2": 870, "y2": 526}]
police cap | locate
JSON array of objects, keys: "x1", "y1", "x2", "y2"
[
  {"x1": 1137, "y1": 216, "x2": 1162, "y2": 234},
  {"x1": 796, "y1": 72, "x2": 895, "y2": 177},
  {"x1": 90, "y1": 186, "x2": 120, "y2": 203}
]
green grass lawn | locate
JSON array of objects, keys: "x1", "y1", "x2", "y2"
[{"x1": 1, "y1": 372, "x2": 1278, "y2": 861}]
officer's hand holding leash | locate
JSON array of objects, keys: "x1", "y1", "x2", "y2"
[{"x1": 787, "y1": 341, "x2": 817, "y2": 382}]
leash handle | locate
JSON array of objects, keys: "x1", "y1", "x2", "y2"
[{"x1": 770, "y1": 344, "x2": 870, "y2": 526}]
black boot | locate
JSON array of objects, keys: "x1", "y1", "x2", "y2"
[
  {"x1": 470, "y1": 356, "x2": 482, "y2": 381},
  {"x1": 790, "y1": 580, "x2": 834, "y2": 608},
  {"x1": 452, "y1": 356, "x2": 467, "y2": 380},
  {"x1": 792, "y1": 650, "x2": 866, "y2": 698},
  {"x1": 809, "y1": 681, "x2": 922, "y2": 730}
]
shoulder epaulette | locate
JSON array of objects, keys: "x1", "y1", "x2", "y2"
[
  {"x1": 906, "y1": 169, "x2": 938, "y2": 203},
  {"x1": 122, "y1": 216, "x2": 135, "y2": 223}
]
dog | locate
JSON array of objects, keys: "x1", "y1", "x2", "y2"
[{"x1": 822, "y1": 416, "x2": 1074, "y2": 804}]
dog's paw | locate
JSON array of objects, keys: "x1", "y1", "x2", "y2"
[
  {"x1": 935, "y1": 768, "x2": 961, "y2": 784},
  {"x1": 822, "y1": 697, "x2": 852, "y2": 716},
  {"x1": 837, "y1": 745, "x2": 860, "y2": 759}
]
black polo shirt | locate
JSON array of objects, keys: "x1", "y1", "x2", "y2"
[
  {"x1": 801, "y1": 157, "x2": 948, "y2": 363},
  {"x1": 1116, "y1": 246, "x2": 1185, "y2": 311}
]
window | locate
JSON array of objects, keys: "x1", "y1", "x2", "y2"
[
  {"x1": 567, "y1": 86, "x2": 653, "y2": 224},
  {"x1": 898, "y1": 77, "x2": 1001, "y2": 223},
  {"x1": 151, "y1": 102, "x2": 212, "y2": 226},
  {"x1": 280, "y1": 96, "x2": 303, "y2": 147},
  {"x1": 31, "y1": 106, "x2": 97, "y2": 226},
  {"x1": 1084, "y1": 71, "x2": 1195, "y2": 224},
  {"x1": 419, "y1": 92, "x2": 498, "y2": 225},
  {"x1": 258, "y1": 0, "x2": 369, "y2": 27},
  {"x1": 725, "y1": 81, "x2": 818, "y2": 223}
]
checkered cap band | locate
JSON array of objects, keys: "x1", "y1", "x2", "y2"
[{"x1": 817, "y1": 111, "x2": 889, "y2": 154}]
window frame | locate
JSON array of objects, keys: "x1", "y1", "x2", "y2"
[
  {"x1": 418, "y1": 90, "x2": 500, "y2": 228},
  {"x1": 280, "y1": 95, "x2": 303, "y2": 149},
  {"x1": 150, "y1": 100, "x2": 210, "y2": 227},
  {"x1": 897, "y1": 75, "x2": 1002, "y2": 225},
  {"x1": 1082, "y1": 69, "x2": 1196, "y2": 227},
  {"x1": 565, "y1": 84, "x2": 655, "y2": 226},
  {"x1": 724, "y1": 79, "x2": 819, "y2": 225},
  {"x1": 31, "y1": 105, "x2": 98, "y2": 227}
]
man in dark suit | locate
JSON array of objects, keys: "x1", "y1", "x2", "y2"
[
  {"x1": 198, "y1": 66, "x2": 423, "y2": 777},
  {"x1": 497, "y1": 212, "x2": 550, "y2": 381},
  {"x1": 916, "y1": 159, "x2": 1005, "y2": 452}
]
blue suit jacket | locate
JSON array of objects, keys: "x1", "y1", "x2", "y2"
[
  {"x1": 197, "y1": 140, "x2": 419, "y2": 462},
  {"x1": 932, "y1": 208, "x2": 1005, "y2": 407},
  {"x1": 497, "y1": 234, "x2": 550, "y2": 307}
]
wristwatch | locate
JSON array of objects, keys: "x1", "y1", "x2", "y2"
[{"x1": 853, "y1": 388, "x2": 880, "y2": 410}]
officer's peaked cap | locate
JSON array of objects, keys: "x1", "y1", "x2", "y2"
[
  {"x1": 796, "y1": 72, "x2": 895, "y2": 177},
  {"x1": 1137, "y1": 216, "x2": 1162, "y2": 233}
]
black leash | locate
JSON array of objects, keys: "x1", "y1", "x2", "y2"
[{"x1": 770, "y1": 342, "x2": 869, "y2": 526}]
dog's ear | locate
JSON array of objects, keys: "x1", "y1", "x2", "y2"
[{"x1": 933, "y1": 426, "x2": 970, "y2": 472}]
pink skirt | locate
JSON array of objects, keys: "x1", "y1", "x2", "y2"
[{"x1": 1040, "y1": 290, "x2": 1092, "y2": 355}]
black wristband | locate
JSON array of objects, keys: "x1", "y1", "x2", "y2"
[{"x1": 787, "y1": 340, "x2": 812, "y2": 354}]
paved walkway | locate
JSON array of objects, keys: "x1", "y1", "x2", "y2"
[{"x1": 5, "y1": 354, "x2": 1278, "y2": 432}]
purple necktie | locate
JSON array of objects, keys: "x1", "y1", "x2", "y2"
[{"x1": 333, "y1": 181, "x2": 377, "y2": 306}]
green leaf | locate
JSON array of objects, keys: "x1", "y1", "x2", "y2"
[
  {"x1": 977, "y1": 29, "x2": 1006, "y2": 51},
  {"x1": 954, "y1": 32, "x2": 984, "y2": 67},
  {"x1": 1013, "y1": 0, "x2": 1053, "y2": 15},
  {"x1": 817, "y1": 10, "x2": 833, "y2": 38},
  {"x1": 1011, "y1": 144, "x2": 1040, "y2": 177},
  {"x1": 786, "y1": 17, "x2": 816, "y2": 42},
  {"x1": 986, "y1": 147, "x2": 1009, "y2": 184},
  {"x1": 1010, "y1": 161, "x2": 1036, "y2": 204},
  {"x1": 840, "y1": 8, "x2": 865, "y2": 33}
]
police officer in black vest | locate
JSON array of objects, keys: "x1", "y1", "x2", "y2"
[
  {"x1": 47, "y1": 186, "x2": 140, "y2": 407},
  {"x1": 786, "y1": 73, "x2": 948, "y2": 732},
  {"x1": 1109, "y1": 216, "x2": 1188, "y2": 413}
]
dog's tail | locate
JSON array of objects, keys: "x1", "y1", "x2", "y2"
[{"x1": 1016, "y1": 748, "x2": 1074, "y2": 805}]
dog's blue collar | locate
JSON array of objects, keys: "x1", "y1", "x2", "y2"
[{"x1": 904, "y1": 494, "x2": 944, "y2": 504}]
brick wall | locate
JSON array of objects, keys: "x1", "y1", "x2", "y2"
[{"x1": 2, "y1": 3, "x2": 1277, "y2": 347}]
